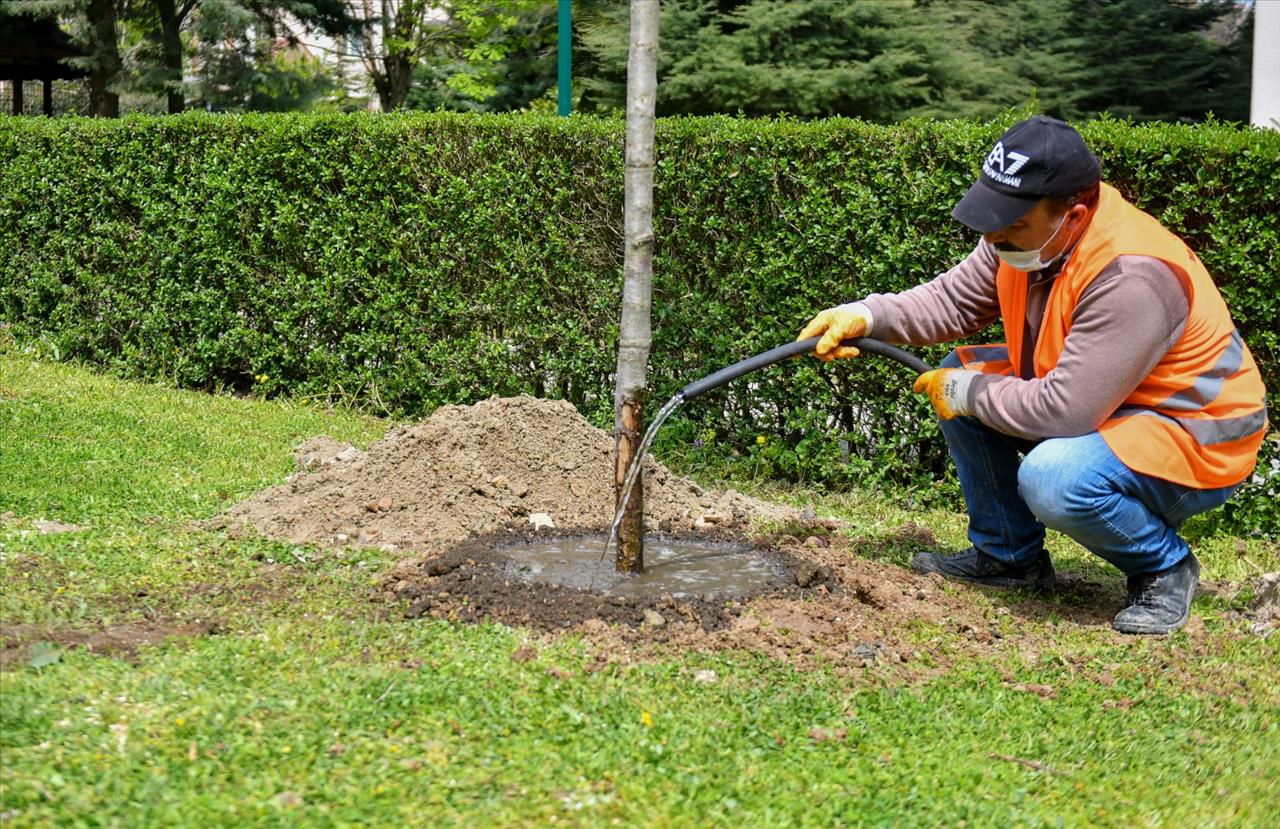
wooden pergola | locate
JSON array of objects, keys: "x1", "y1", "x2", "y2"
[{"x1": 0, "y1": 11, "x2": 88, "y2": 116}]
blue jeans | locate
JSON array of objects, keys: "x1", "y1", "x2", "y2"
[{"x1": 937, "y1": 351, "x2": 1240, "y2": 576}]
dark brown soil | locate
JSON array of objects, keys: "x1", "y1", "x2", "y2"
[
  {"x1": 0, "y1": 619, "x2": 219, "y2": 668},
  {"x1": 386, "y1": 526, "x2": 838, "y2": 633},
  {"x1": 371, "y1": 522, "x2": 1168, "y2": 677}
]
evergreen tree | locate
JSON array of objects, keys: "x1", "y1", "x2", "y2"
[
  {"x1": 183, "y1": 0, "x2": 356, "y2": 113},
  {"x1": 910, "y1": 0, "x2": 1091, "y2": 120},
  {"x1": 909, "y1": 0, "x2": 1252, "y2": 123},
  {"x1": 191, "y1": 17, "x2": 340, "y2": 112},
  {"x1": 577, "y1": 0, "x2": 1253, "y2": 124},
  {"x1": 1068, "y1": 0, "x2": 1252, "y2": 122},
  {"x1": 580, "y1": 0, "x2": 944, "y2": 120}
]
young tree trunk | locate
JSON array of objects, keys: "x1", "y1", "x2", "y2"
[
  {"x1": 85, "y1": 0, "x2": 122, "y2": 116},
  {"x1": 614, "y1": 0, "x2": 659, "y2": 574}
]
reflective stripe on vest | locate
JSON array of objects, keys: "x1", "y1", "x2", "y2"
[
  {"x1": 992, "y1": 183, "x2": 1267, "y2": 488},
  {"x1": 1113, "y1": 405, "x2": 1269, "y2": 447},
  {"x1": 953, "y1": 343, "x2": 1014, "y2": 376},
  {"x1": 1152, "y1": 328, "x2": 1244, "y2": 412}
]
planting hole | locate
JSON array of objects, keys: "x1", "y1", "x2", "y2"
[{"x1": 498, "y1": 534, "x2": 788, "y2": 599}]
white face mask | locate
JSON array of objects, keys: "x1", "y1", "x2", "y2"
[{"x1": 993, "y1": 211, "x2": 1069, "y2": 272}]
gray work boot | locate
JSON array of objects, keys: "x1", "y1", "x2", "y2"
[
  {"x1": 1113, "y1": 553, "x2": 1200, "y2": 635},
  {"x1": 912, "y1": 547, "x2": 1055, "y2": 592}
]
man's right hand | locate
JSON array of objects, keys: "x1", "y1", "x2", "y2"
[{"x1": 796, "y1": 303, "x2": 872, "y2": 361}]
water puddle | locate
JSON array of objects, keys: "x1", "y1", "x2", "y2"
[{"x1": 499, "y1": 535, "x2": 788, "y2": 599}]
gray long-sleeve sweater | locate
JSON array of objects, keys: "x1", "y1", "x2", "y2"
[{"x1": 860, "y1": 239, "x2": 1190, "y2": 441}]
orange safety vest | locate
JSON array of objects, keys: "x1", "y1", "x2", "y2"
[{"x1": 956, "y1": 183, "x2": 1268, "y2": 489}]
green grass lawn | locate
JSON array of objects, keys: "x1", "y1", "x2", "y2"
[{"x1": 2, "y1": 353, "x2": 1277, "y2": 828}]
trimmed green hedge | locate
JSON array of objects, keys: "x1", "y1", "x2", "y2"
[{"x1": 2, "y1": 112, "x2": 1277, "y2": 534}]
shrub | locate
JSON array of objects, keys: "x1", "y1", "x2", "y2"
[{"x1": 2, "y1": 111, "x2": 1276, "y2": 534}]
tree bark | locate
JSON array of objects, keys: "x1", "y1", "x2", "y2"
[
  {"x1": 85, "y1": 0, "x2": 121, "y2": 117},
  {"x1": 614, "y1": 0, "x2": 659, "y2": 574},
  {"x1": 154, "y1": 0, "x2": 192, "y2": 113},
  {"x1": 362, "y1": 0, "x2": 414, "y2": 111},
  {"x1": 381, "y1": 53, "x2": 413, "y2": 111}
]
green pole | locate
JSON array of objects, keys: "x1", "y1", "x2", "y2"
[{"x1": 557, "y1": 0, "x2": 571, "y2": 116}]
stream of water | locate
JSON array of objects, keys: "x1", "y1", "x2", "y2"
[{"x1": 598, "y1": 393, "x2": 685, "y2": 574}]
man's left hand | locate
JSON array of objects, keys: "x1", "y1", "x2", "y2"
[{"x1": 913, "y1": 368, "x2": 979, "y2": 420}]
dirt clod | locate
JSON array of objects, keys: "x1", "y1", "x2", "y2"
[{"x1": 1248, "y1": 572, "x2": 1279, "y2": 635}]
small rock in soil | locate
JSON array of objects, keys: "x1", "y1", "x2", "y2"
[
  {"x1": 851, "y1": 643, "x2": 882, "y2": 662},
  {"x1": 642, "y1": 610, "x2": 666, "y2": 628}
]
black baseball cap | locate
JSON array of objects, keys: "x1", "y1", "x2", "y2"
[{"x1": 951, "y1": 116, "x2": 1102, "y2": 234}]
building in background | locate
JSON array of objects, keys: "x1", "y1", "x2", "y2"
[
  {"x1": 1253, "y1": 0, "x2": 1280, "y2": 128},
  {"x1": 0, "y1": 9, "x2": 89, "y2": 115}
]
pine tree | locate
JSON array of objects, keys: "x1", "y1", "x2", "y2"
[
  {"x1": 577, "y1": 0, "x2": 1253, "y2": 124},
  {"x1": 914, "y1": 0, "x2": 1253, "y2": 123},
  {"x1": 1068, "y1": 0, "x2": 1252, "y2": 122},
  {"x1": 909, "y1": 0, "x2": 1091, "y2": 120},
  {"x1": 581, "y1": 0, "x2": 943, "y2": 120}
]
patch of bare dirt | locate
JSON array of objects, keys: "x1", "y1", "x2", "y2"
[
  {"x1": 1246, "y1": 572, "x2": 1279, "y2": 636},
  {"x1": 0, "y1": 512, "x2": 89, "y2": 534},
  {"x1": 211, "y1": 395, "x2": 795, "y2": 553},
  {"x1": 212, "y1": 394, "x2": 1261, "y2": 680},
  {"x1": 0, "y1": 619, "x2": 219, "y2": 668},
  {"x1": 371, "y1": 524, "x2": 1161, "y2": 680}
]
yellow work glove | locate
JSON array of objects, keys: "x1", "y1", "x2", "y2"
[
  {"x1": 913, "y1": 368, "x2": 978, "y2": 420},
  {"x1": 796, "y1": 303, "x2": 872, "y2": 361}
]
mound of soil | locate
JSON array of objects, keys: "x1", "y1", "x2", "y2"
[{"x1": 215, "y1": 395, "x2": 795, "y2": 554}]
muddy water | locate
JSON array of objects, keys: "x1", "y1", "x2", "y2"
[{"x1": 499, "y1": 535, "x2": 787, "y2": 599}]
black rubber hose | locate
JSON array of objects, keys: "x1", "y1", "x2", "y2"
[{"x1": 680, "y1": 336, "x2": 932, "y2": 401}]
